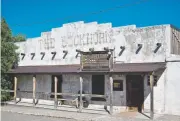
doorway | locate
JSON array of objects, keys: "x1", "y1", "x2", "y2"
[
  {"x1": 126, "y1": 75, "x2": 144, "y2": 112},
  {"x1": 51, "y1": 75, "x2": 63, "y2": 98},
  {"x1": 91, "y1": 75, "x2": 105, "y2": 101}
]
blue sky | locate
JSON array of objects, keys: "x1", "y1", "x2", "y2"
[{"x1": 2, "y1": 0, "x2": 180, "y2": 38}]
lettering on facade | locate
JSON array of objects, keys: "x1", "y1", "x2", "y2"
[
  {"x1": 39, "y1": 33, "x2": 55, "y2": 50},
  {"x1": 61, "y1": 31, "x2": 113, "y2": 48}
]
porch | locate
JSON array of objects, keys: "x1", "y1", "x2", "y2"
[{"x1": 3, "y1": 62, "x2": 166, "y2": 119}]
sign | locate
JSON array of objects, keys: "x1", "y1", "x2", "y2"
[
  {"x1": 113, "y1": 80, "x2": 123, "y2": 91},
  {"x1": 81, "y1": 52, "x2": 112, "y2": 71}
]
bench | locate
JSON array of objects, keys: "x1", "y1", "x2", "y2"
[
  {"x1": 58, "y1": 98, "x2": 79, "y2": 108},
  {"x1": 58, "y1": 98, "x2": 88, "y2": 108}
]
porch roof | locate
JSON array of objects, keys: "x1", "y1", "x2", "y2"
[{"x1": 8, "y1": 62, "x2": 166, "y2": 74}]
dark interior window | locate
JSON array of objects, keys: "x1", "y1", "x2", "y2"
[{"x1": 113, "y1": 80, "x2": 123, "y2": 91}]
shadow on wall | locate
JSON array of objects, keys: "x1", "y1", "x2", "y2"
[{"x1": 143, "y1": 68, "x2": 165, "y2": 112}]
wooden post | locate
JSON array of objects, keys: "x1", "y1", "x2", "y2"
[
  {"x1": 79, "y1": 76, "x2": 83, "y2": 112},
  {"x1": 33, "y1": 75, "x2": 36, "y2": 106},
  {"x1": 109, "y1": 76, "x2": 113, "y2": 115},
  {"x1": 54, "y1": 76, "x2": 58, "y2": 108},
  {"x1": 14, "y1": 76, "x2": 17, "y2": 104},
  {"x1": 150, "y1": 73, "x2": 154, "y2": 120}
]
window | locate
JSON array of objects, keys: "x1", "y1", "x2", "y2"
[
  {"x1": 113, "y1": 80, "x2": 123, "y2": 91},
  {"x1": 147, "y1": 75, "x2": 158, "y2": 86}
]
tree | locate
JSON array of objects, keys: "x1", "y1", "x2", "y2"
[
  {"x1": 1, "y1": 18, "x2": 25, "y2": 101},
  {"x1": 13, "y1": 34, "x2": 26, "y2": 42}
]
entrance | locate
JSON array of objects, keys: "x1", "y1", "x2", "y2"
[
  {"x1": 126, "y1": 75, "x2": 144, "y2": 112},
  {"x1": 91, "y1": 75, "x2": 105, "y2": 101},
  {"x1": 51, "y1": 75, "x2": 63, "y2": 98}
]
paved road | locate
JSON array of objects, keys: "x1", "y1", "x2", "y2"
[
  {"x1": 1, "y1": 105, "x2": 180, "y2": 121},
  {"x1": 1, "y1": 111, "x2": 76, "y2": 121}
]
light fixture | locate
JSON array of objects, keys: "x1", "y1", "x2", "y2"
[
  {"x1": 107, "y1": 51, "x2": 112, "y2": 60},
  {"x1": 63, "y1": 50, "x2": 68, "y2": 59},
  {"x1": 154, "y1": 43, "x2": 162, "y2": 53},
  {"x1": 40, "y1": 52, "x2": 45, "y2": 60},
  {"x1": 136, "y1": 44, "x2": 143, "y2": 54}
]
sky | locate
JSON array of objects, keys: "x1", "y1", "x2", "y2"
[{"x1": 2, "y1": 0, "x2": 180, "y2": 38}]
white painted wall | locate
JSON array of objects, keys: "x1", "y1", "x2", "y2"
[
  {"x1": 164, "y1": 61, "x2": 180, "y2": 115},
  {"x1": 144, "y1": 55, "x2": 180, "y2": 115},
  {"x1": 15, "y1": 21, "x2": 171, "y2": 66}
]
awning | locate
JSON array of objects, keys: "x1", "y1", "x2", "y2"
[
  {"x1": 113, "y1": 62, "x2": 166, "y2": 72},
  {"x1": 8, "y1": 62, "x2": 166, "y2": 74}
]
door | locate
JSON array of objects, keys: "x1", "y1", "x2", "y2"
[
  {"x1": 91, "y1": 75, "x2": 105, "y2": 101},
  {"x1": 126, "y1": 75, "x2": 144, "y2": 112},
  {"x1": 51, "y1": 75, "x2": 63, "y2": 98}
]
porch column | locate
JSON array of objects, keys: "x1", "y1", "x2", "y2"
[
  {"x1": 33, "y1": 75, "x2": 36, "y2": 106},
  {"x1": 54, "y1": 76, "x2": 58, "y2": 108},
  {"x1": 79, "y1": 76, "x2": 83, "y2": 112},
  {"x1": 14, "y1": 76, "x2": 17, "y2": 104},
  {"x1": 150, "y1": 72, "x2": 154, "y2": 119},
  {"x1": 109, "y1": 76, "x2": 113, "y2": 115}
]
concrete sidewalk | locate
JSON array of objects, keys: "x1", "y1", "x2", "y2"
[{"x1": 1, "y1": 103, "x2": 180, "y2": 121}]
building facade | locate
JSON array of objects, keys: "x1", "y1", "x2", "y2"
[{"x1": 9, "y1": 21, "x2": 180, "y2": 115}]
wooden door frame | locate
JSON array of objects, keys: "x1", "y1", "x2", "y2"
[
  {"x1": 91, "y1": 75, "x2": 106, "y2": 101},
  {"x1": 126, "y1": 74, "x2": 144, "y2": 112}
]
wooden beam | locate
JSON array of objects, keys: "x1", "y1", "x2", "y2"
[
  {"x1": 150, "y1": 73, "x2": 154, "y2": 119},
  {"x1": 33, "y1": 75, "x2": 36, "y2": 106},
  {"x1": 54, "y1": 76, "x2": 58, "y2": 108},
  {"x1": 79, "y1": 76, "x2": 83, "y2": 112},
  {"x1": 109, "y1": 76, "x2": 113, "y2": 115},
  {"x1": 14, "y1": 77, "x2": 17, "y2": 104}
]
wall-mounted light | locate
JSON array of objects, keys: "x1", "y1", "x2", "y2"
[
  {"x1": 40, "y1": 52, "x2": 45, "y2": 60},
  {"x1": 89, "y1": 48, "x2": 94, "y2": 52},
  {"x1": 63, "y1": 50, "x2": 68, "y2": 59},
  {"x1": 51, "y1": 52, "x2": 56, "y2": 60},
  {"x1": 136, "y1": 44, "x2": 143, "y2": 54},
  {"x1": 107, "y1": 51, "x2": 112, "y2": 60},
  {"x1": 119, "y1": 46, "x2": 125, "y2": 56},
  {"x1": 20, "y1": 53, "x2": 25, "y2": 60},
  {"x1": 154, "y1": 43, "x2": 162, "y2": 53},
  {"x1": 31, "y1": 53, "x2": 35, "y2": 60}
]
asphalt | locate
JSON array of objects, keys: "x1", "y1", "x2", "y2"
[
  {"x1": 1, "y1": 111, "x2": 75, "y2": 121},
  {"x1": 1, "y1": 104, "x2": 180, "y2": 121}
]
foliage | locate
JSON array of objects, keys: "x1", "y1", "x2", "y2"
[
  {"x1": 1, "y1": 18, "x2": 25, "y2": 101},
  {"x1": 13, "y1": 34, "x2": 26, "y2": 42}
]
